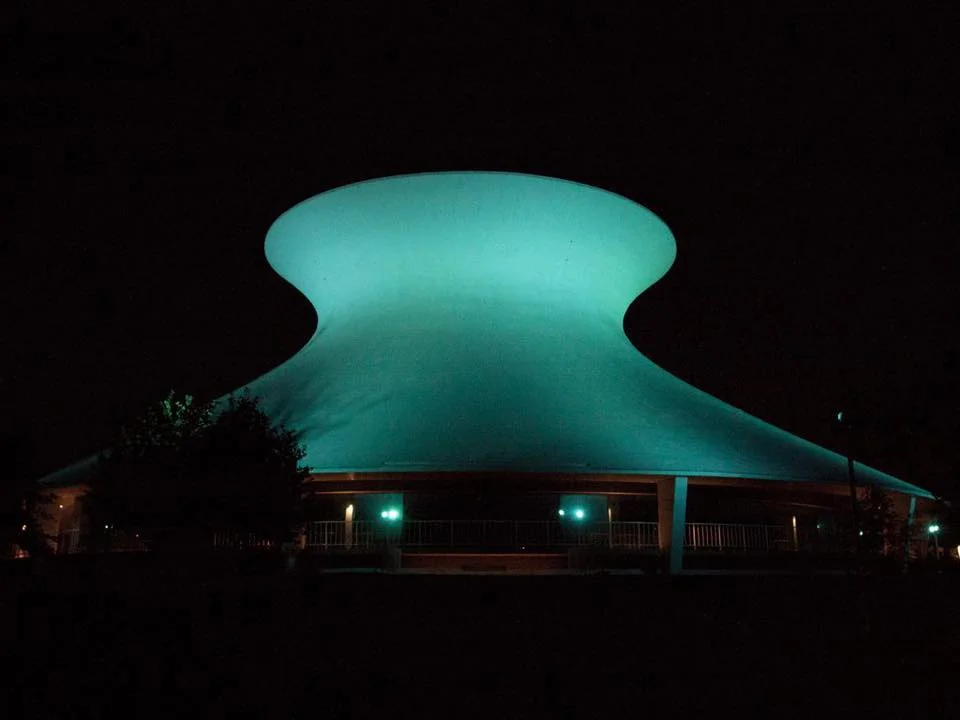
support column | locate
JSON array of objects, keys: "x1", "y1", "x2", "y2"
[
  {"x1": 344, "y1": 503, "x2": 354, "y2": 550},
  {"x1": 899, "y1": 494, "x2": 917, "y2": 571},
  {"x1": 657, "y1": 476, "x2": 688, "y2": 574}
]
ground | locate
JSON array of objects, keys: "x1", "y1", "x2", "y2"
[{"x1": 4, "y1": 554, "x2": 958, "y2": 718}]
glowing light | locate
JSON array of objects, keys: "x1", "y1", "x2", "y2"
[
  {"x1": 574, "y1": 508, "x2": 585, "y2": 520},
  {"x1": 859, "y1": 530, "x2": 864, "y2": 536},
  {"x1": 58, "y1": 504, "x2": 64, "y2": 509},
  {"x1": 381, "y1": 508, "x2": 400, "y2": 521},
  {"x1": 21, "y1": 524, "x2": 27, "y2": 531},
  {"x1": 189, "y1": 172, "x2": 931, "y2": 500},
  {"x1": 929, "y1": 524, "x2": 940, "y2": 534},
  {"x1": 558, "y1": 509, "x2": 565, "y2": 517}
]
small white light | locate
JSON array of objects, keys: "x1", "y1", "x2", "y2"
[
  {"x1": 558, "y1": 509, "x2": 565, "y2": 517},
  {"x1": 574, "y1": 509, "x2": 585, "y2": 520},
  {"x1": 21, "y1": 524, "x2": 27, "y2": 531},
  {"x1": 58, "y1": 504, "x2": 64, "y2": 509}
]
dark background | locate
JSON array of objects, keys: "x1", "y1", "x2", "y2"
[{"x1": 4, "y1": 3, "x2": 957, "y2": 495}]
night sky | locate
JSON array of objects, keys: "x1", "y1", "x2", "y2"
[{"x1": 5, "y1": 4, "x2": 957, "y2": 496}]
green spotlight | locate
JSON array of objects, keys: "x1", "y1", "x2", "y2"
[
  {"x1": 381, "y1": 508, "x2": 401, "y2": 521},
  {"x1": 929, "y1": 524, "x2": 940, "y2": 534},
  {"x1": 574, "y1": 508, "x2": 585, "y2": 520}
]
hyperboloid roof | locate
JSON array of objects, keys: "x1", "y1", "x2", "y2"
[{"x1": 223, "y1": 172, "x2": 929, "y2": 497}]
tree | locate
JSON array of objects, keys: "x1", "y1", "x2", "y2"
[
  {"x1": 857, "y1": 485, "x2": 899, "y2": 556},
  {"x1": 199, "y1": 393, "x2": 308, "y2": 544},
  {"x1": 86, "y1": 391, "x2": 307, "y2": 552}
]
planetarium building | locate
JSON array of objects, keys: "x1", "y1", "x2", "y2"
[{"x1": 46, "y1": 173, "x2": 934, "y2": 571}]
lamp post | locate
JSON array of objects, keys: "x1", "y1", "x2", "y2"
[
  {"x1": 837, "y1": 411, "x2": 859, "y2": 560},
  {"x1": 608, "y1": 506, "x2": 613, "y2": 549},
  {"x1": 928, "y1": 523, "x2": 941, "y2": 559}
]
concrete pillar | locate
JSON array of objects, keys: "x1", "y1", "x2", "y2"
[
  {"x1": 344, "y1": 503, "x2": 354, "y2": 550},
  {"x1": 894, "y1": 493, "x2": 917, "y2": 571},
  {"x1": 657, "y1": 476, "x2": 688, "y2": 574}
]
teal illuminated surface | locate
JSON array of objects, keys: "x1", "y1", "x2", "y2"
[{"x1": 232, "y1": 172, "x2": 929, "y2": 496}]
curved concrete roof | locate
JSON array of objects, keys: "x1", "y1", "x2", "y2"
[{"x1": 229, "y1": 172, "x2": 931, "y2": 498}]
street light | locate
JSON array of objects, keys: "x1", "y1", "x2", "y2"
[
  {"x1": 836, "y1": 409, "x2": 859, "y2": 558},
  {"x1": 929, "y1": 523, "x2": 941, "y2": 558}
]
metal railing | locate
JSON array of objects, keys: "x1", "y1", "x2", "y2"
[
  {"x1": 54, "y1": 527, "x2": 147, "y2": 554},
  {"x1": 46, "y1": 520, "x2": 834, "y2": 556},
  {"x1": 611, "y1": 521, "x2": 660, "y2": 550},
  {"x1": 304, "y1": 520, "x2": 661, "y2": 551},
  {"x1": 684, "y1": 522, "x2": 794, "y2": 552},
  {"x1": 52, "y1": 528, "x2": 266, "y2": 554},
  {"x1": 303, "y1": 520, "x2": 809, "y2": 553}
]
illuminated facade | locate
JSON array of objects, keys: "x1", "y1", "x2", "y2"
[
  {"x1": 43, "y1": 172, "x2": 933, "y2": 570},
  {"x1": 247, "y1": 173, "x2": 923, "y2": 484},
  {"x1": 235, "y1": 172, "x2": 930, "y2": 570}
]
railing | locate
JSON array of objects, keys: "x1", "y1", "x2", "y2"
[
  {"x1": 45, "y1": 520, "x2": 835, "y2": 556},
  {"x1": 305, "y1": 520, "x2": 648, "y2": 551},
  {"x1": 684, "y1": 522, "x2": 794, "y2": 552},
  {"x1": 303, "y1": 520, "x2": 810, "y2": 553},
  {"x1": 212, "y1": 531, "x2": 273, "y2": 550},
  {"x1": 611, "y1": 521, "x2": 660, "y2": 550},
  {"x1": 52, "y1": 528, "x2": 266, "y2": 554},
  {"x1": 56, "y1": 529, "x2": 83, "y2": 555},
  {"x1": 55, "y1": 527, "x2": 146, "y2": 554},
  {"x1": 305, "y1": 520, "x2": 659, "y2": 551}
]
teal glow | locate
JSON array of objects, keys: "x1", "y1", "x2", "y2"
[
  {"x1": 929, "y1": 524, "x2": 940, "y2": 534},
  {"x1": 198, "y1": 172, "x2": 933, "y2": 497},
  {"x1": 559, "y1": 494, "x2": 605, "y2": 522},
  {"x1": 353, "y1": 493, "x2": 404, "y2": 523}
]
